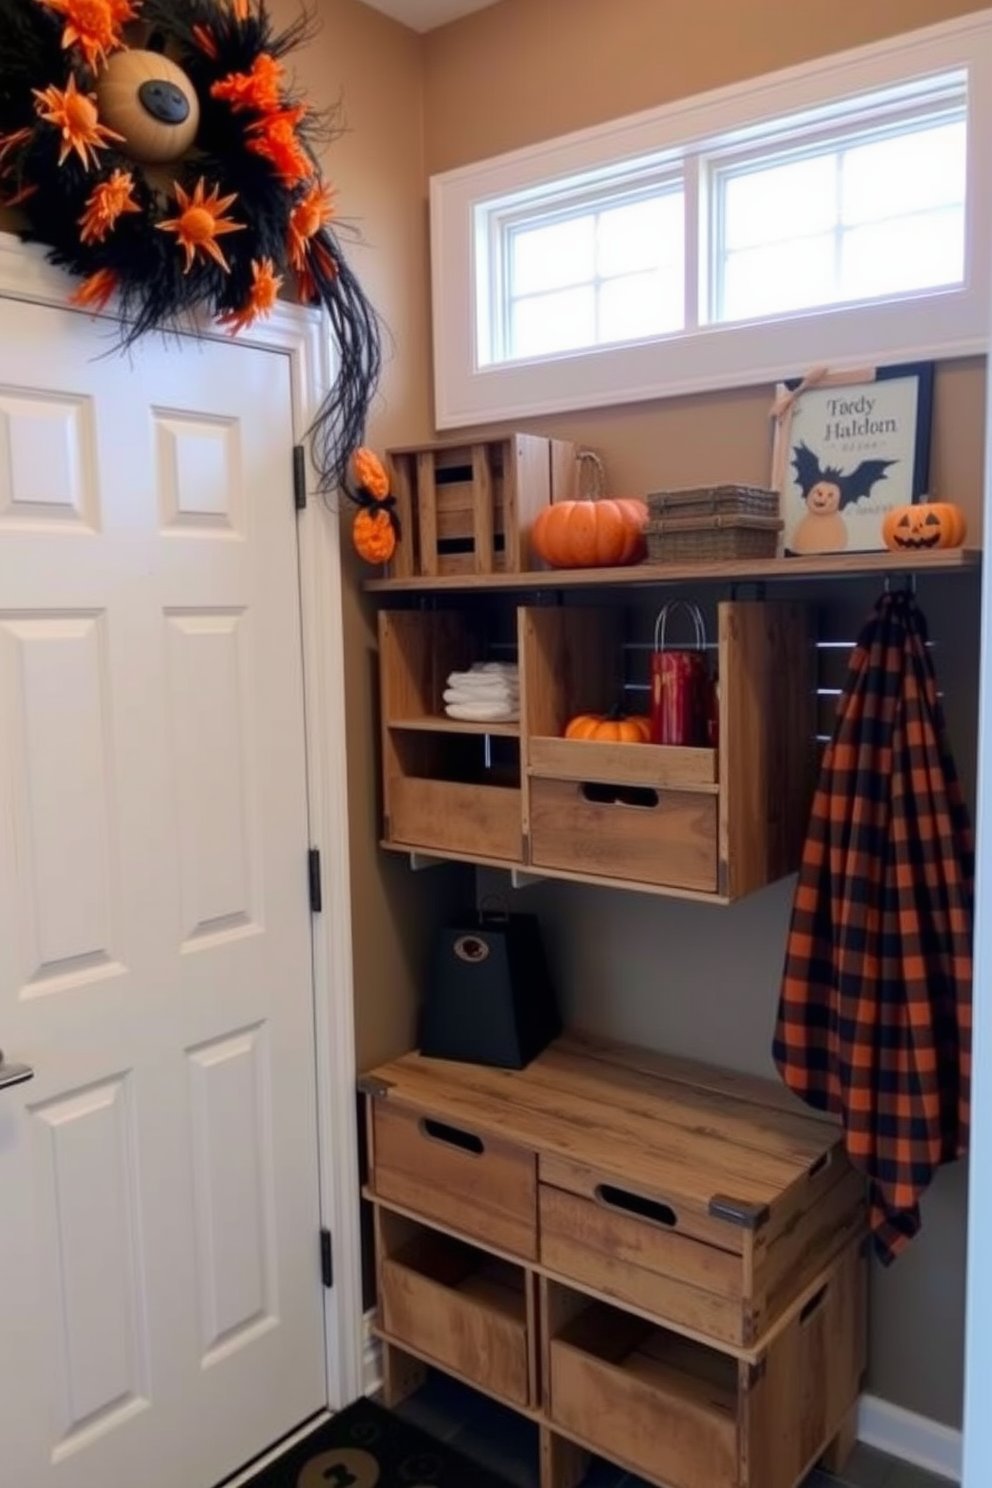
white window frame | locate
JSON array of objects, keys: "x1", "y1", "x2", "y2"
[{"x1": 429, "y1": 11, "x2": 992, "y2": 431}]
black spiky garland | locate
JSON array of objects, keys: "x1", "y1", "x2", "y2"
[{"x1": 0, "y1": 0, "x2": 381, "y2": 492}]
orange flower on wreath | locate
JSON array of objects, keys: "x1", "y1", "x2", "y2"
[
  {"x1": 157, "y1": 177, "x2": 246, "y2": 273},
  {"x1": 211, "y1": 54, "x2": 285, "y2": 113},
  {"x1": 288, "y1": 180, "x2": 335, "y2": 271},
  {"x1": 69, "y1": 266, "x2": 119, "y2": 312},
  {"x1": 34, "y1": 74, "x2": 123, "y2": 170},
  {"x1": 79, "y1": 168, "x2": 140, "y2": 244},
  {"x1": 217, "y1": 257, "x2": 283, "y2": 334},
  {"x1": 246, "y1": 105, "x2": 311, "y2": 184},
  {"x1": 37, "y1": 0, "x2": 136, "y2": 70}
]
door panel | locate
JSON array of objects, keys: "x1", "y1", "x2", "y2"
[{"x1": 0, "y1": 299, "x2": 325, "y2": 1488}]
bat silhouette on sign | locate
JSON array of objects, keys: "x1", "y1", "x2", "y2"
[
  {"x1": 787, "y1": 442, "x2": 898, "y2": 556},
  {"x1": 792, "y1": 442, "x2": 897, "y2": 511}
]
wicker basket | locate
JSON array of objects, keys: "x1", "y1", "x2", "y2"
[
  {"x1": 646, "y1": 484, "x2": 780, "y2": 521},
  {"x1": 645, "y1": 514, "x2": 783, "y2": 563}
]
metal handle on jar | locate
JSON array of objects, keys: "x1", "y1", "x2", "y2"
[{"x1": 0, "y1": 1050, "x2": 34, "y2": 1090}]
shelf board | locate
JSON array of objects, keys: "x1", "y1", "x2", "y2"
[
  {"x1": 379, "y1": 838, "x2": 732, "y2": 904},
  {"x1": 365, "y1": 547, "x2": 981, "y2": 595},
  {"x1": 387, "y1": 715, "x2": 520, "y2": 737}
]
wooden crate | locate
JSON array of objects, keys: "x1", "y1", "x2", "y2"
[
  {"x1": 378, "y1": 607, "x2": 524, "y2": 863},
  {"x1": 364, "y1": 1034, "x2": 865, "y2": 1348},
  {"x1": 375, "y1": 1210, "x2": 534, "y2": 1407},
  {"x1": 362, "y1": 1035, "x2": 867, "y2": 1488},
  {"x1": 370, "y1": 1098, "x2": 538, "y2": 1259},
  {"x1": 519, "y1": 600, "x2": 815, "y2": 900},
  {"x1": 546, "y1": 1239, "x2": 866, "y2": 1488},
  {"x1": 386, "y1": 434, "x2": 579, "y2": 579}
]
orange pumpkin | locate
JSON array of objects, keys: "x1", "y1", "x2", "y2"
[
  {"x1": 564, "y1": 709, "x2": 652, "y2": 743},
  {"x1": 882, "y1": 501, "x2": 967, "y2": 552},
  {"x1": 352, "y1": 507, "x2": 396, "y2": 565},
  {"x1": 531, "y1": 496, "x2": 648, "y2": 569}
]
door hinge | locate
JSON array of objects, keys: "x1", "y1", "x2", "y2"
[
  {"x1": 320, "y1": 1227, "x2": 333, "y2": 1288},
  {"x1": 293, "y1": 445, "x2": 307, "y2": 511},
  {"x1": 308, "y1": 848, "x2": 322, "y2": 913}
]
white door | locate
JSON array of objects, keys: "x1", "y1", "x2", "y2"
[{"x1": 0, "y1": 296, "x2": 326, "y2": 1488}]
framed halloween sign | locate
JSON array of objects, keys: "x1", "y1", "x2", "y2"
[
  {"x1": 0, "y1": 0, "x2": 381, "y2": 495},
  {"x1": 770, "y1": 361, "x2": 934, "y2": 556}
]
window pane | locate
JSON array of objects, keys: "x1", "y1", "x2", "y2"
[
  {"x1": 722, "y1": 154, "x2": 836, "y2": 250},
  {"x1": 722, "y1": 235, "x2": 835, "y2": 321},
  {"x1": 841, "y1": 208, "x2": 964, "y2": 298},
  {"x1": 597, "y1": 192, "x2": 683, "y2": 277},
  {"x1": 599, "y1": 270, "x2": 684, "y2": 341},
  {"x1": 715, "y1": 111, "x2": 967, "y2": 322},
  {"x1": 510, "y1": 217, "x2": 595, "y2": 295},
  {"x1": 511, "y1": 287, "x2": 596, "y2": 358},
  {"x1": 841, "y1": 121, "x2": 965, "y2": 225}
]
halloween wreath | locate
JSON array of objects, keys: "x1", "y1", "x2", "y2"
[{"x1": 0, "y1": 0, "x2": 381, "y2": 492}]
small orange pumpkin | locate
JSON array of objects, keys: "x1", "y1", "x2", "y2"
[
  {"x1": 531, "y1": 496, "x2": 647, "y2": 569},
  {"x1": 564, "y1": 708, "x2": 652, "y2": 744},
  {"x1": 882, "y1": 501, "x2": 967, "y2": 552},
  {"x1": 353, "y1": 507, "x2": 396, "y2": 565}
]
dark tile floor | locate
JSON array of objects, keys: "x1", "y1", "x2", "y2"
[{"x1": 394, "y1": 1371, "x2": 955, "y2": 1488}]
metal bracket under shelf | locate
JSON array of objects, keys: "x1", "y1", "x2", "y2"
[
  {"x1": 408, "y1": 851, "x2": 450, "y2": 873},
  {"x1": 406, "y1": 852, "x2": 543, "y2": 889}
]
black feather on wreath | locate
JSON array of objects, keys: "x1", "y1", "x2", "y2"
[{"x1": 0, "y1": 0, "x2": 381, "y2": 493}]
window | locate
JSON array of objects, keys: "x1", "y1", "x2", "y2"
[
  {"x1": 710, "y1": 106, "x2": 966, "y2": 325},
  {"x1": 491, "y1": 178, "x2": 685, "y2": 362},
  {"x1": 430, "y1": 13, "x2": 990, "y2": 429}
]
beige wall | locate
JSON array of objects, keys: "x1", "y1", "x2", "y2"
[
  {"x1": 422, "y1": 0, "x2": 987, "y2": 1428},
  {"x1": 423, "y1": 0, "x2": 989, "y2": 172},
  {"x1": 267, "y1": 0, "x2": 470, "y2": 1071}
]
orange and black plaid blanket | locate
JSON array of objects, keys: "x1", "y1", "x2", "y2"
[{"x1": 773, "y1": 591, "x2": 973, "y2": 1263}]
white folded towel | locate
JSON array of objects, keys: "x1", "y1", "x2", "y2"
[
  {"x1": 445, "y1": 701, "x2": 519, "y2": 721},
  {"x1": 447, "y1": 663, "x2": 518, "y2": 687},
  {"x1": 444, "y1": 684, "x2": 519, "y2": 704}
]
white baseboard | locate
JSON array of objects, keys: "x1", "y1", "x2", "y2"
[
  {"x1": 857, "y1": 1393, "x2": 961, "y2": 1482},
  {"x1": 363, "y1": 1308, "x2": 383, "y2": 1398},
  {"x1": 357, "y1": 1323, "x2": 960, "y2": 1483}
]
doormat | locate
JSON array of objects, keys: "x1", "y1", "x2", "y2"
[{"x1": 241, "y1": 1396, "x2": 514, "y2": 1488}]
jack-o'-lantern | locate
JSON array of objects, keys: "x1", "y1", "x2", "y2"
[
  {"x1": 0, "y1": 0, "x2": 381, "y2": 494},
  {"x1": 882, "y1": 502, "x2": 967, "y2": 552},
  {"x1": 96, "y1": 49, "x2": 200, "y2": 164}
]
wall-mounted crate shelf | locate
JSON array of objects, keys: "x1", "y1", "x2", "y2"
[
  {"x1": 378, "y1": 596, "x2": 815, "y2": 902},
  {"x1": 367, "y1": 545, "x2": 981, "y2": 595}
]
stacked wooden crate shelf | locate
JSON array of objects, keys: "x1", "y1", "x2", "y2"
[
  {"x1": 378, "y1": 595, "x2": 815, "y2": 901},
  {"x1": 361, "y1": 1033, "x2": 868, "y2": 1488},
  {"x1": 371, "y1": 548, "x2": 980, "y2": 902}
]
